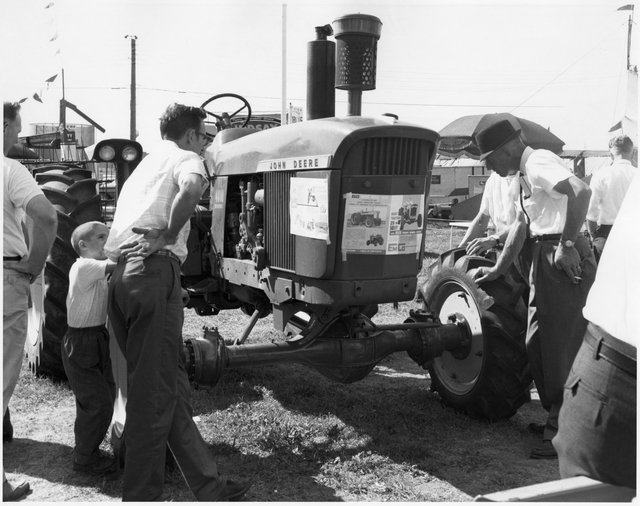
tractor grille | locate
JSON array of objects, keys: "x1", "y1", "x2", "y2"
[
  {"x1": 264, "y1": 171, "x2": 295, "y2": 271},
  {"x1": 360, "y1": 137, "x2": 426, "y2": 176}
]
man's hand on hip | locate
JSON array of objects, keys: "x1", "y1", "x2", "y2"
[
  {"x1": 3, "y1": 258, "x2": 42, "y2": 284},
  {"x1": 554, "y1": 243, "x2": 582, "y2": 284},
  {"x1": 121, "y1": 227, "x2": 170, "y2": 259}
]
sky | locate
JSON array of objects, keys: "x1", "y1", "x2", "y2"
[{"x1": 1, "y1": 0, "x2": 637, "y2": 152}]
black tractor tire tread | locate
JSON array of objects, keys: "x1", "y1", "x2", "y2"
[{"x1": 422, "y1": 255, "x2": 531, "y2": 421}]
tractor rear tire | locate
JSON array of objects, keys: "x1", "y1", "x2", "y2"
[
  {"x1": 27, "y1": 167, "x2": 102, "y2": 379},
  {"x1": 419, "y1": 249, "x2": 531, "y2": 420}
]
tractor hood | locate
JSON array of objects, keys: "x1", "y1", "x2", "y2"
[{"x1": 204, "y1": 116, "x2": 440, "y2": 176}]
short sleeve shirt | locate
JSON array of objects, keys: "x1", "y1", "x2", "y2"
[
  {"x1": 3, "y1": 156, "x2": 44, "y2": 257},
  {"x1": 104, "y1": 140, "x2": 208, "y2": 263},
  {"x1": 519, "y1": 148, "x2": 573, "y2": 236},
  {"x1": 586, "y1": 159, "x2": 636, "y2": 225},
  {"x1": 583, "y1": 175, "x2": 640, "y2": 345},
  {"x1": 478, "y1": 171, "x2": 520, "y2": 234},
  {"x1": 66, "y1": 258, "x2": 110, "y2": 327}
]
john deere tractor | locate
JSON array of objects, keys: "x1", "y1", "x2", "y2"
[{"x1": 22, "y1": 14, "x2": 531, "y2": 439}]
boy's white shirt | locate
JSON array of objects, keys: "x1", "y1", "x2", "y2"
[{"x1": 66, "y1": 257, "x2": 110, "y2": 328}]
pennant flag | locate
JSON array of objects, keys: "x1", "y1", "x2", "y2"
[
  {"x1": 617, "y1": 4, "x2": 634, "y2": 10},
  {"x1": 45, "y1": 2, "x2": 54, "y2": 8},
  {"x1": 18, "y1": 97, "x2": 28, "y2": 104},
  {"x1": 33, "y1": 93, "x2": 43, "y2": 103},
  {"x1": 45, "y1": 74, "x2": 58, "y2": 83},
  {"x1": 608, "y1": 120, "x2": 622, "y2": 132},
  {"x1": 49, "y1": 33, "x2": 58, "y2": 42}
]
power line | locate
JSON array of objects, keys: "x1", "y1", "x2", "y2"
[{"x1": 510, "y1": 21, "x2": 626, "y2": 113}]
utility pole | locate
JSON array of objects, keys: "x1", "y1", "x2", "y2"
[
  {"x1": 281, "y1": 4, "x2": 287, "y2": 125},
  {"x1": 125, "y1": 35, "x2": 138, "y2": 140}
]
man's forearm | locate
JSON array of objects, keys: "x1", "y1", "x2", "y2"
[
  {"x1": 25, "y1": 197, "x2": 57, "y2": 275},
  {"x1": 562, "y1": 189, "x2": 591, "y2": 242},
  {"x1": 492, "y1": 220, "x2": 526, "y2": 276},
  {"x1": 164, "y1": 186, "x2": 203, "y2": 243},
  {"x1": 459, "y1": 213, "x2": 489, "y2": 247}
]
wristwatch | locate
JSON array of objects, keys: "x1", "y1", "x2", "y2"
[
  {"x1": 490, "y1": 235, "x2": 501, "y2": 247},
  {"x1": 562, "y1": 239, "x2": 574, "y2": 248}
]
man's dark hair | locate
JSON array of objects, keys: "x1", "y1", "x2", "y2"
[
  {"x1": 159, "y1": 103, "x2": 207, "y2": 140},
  {"x1": 3, "y1": 102, "x2": 21, "y2": 123},
  {"x1": 609, "y1": 134, "x2": 634, "y2": 153}
]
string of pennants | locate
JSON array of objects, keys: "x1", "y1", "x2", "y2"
[{"x1": 18, "y1": 2, "x2": 61, "y2": 105}]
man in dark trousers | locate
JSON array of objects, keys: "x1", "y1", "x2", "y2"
[
  {"x1": 105, "y1": 103, "x2": 253, "y2": 501},
  {"x1": 472, "y1": 120, "x2": 596, "y2": 459},
  {"x1": 3, "y1": 101, "x2": 57, "y2": 500},
  {"x1": 555, "y1": 173, "x2": 637, "y2": 488}
]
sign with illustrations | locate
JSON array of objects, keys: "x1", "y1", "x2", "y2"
[
  {"x1": 290, "y1": 177, "x2": 329, "y2": 241},
  {"x1": 341, "y1": 193, "x2": 424, "y2": 257}
]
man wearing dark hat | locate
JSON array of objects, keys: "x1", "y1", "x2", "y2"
[{"x1": 472, "y1": 119, "x2": 597, "y2": 459}]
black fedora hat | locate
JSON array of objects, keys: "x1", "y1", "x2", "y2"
[{"x1": 475, "y1": 119, "x2": 522, "y2": 160}]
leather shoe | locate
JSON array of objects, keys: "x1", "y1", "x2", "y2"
[
  {"x1": 527, "y1": 422, "x2": 545, "y2": 435},
  {"x1": 3, "y1": 479, "x2": 30, "y2": 501},
  {"x1": 530, "y1": 439, "x2": 558, "y2": 459},
  {"x1": 73, "y1": 454, "x2": 118, "y2": 476},
  {"x1": 216, "y1": 478, "x2": 254, "y2": 501}
]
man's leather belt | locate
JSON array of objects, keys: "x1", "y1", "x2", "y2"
[
  {"x1": 594, "y1": 224, "x2": 613, "y2": 239},
  {"x1": 533, "y1": 234, "x2": 562, "y2": 242},
  {"x1": 118, "y1": 249, "x2": 180, "y2": 264},
  {"x1": 153, "y1": 249, "x2": 181, "y2": 262},
  {"x1": 3, "y1": 256, "x2": 21, "y2": 261},
  {"x1": 585, "y1": 322, "x2": 636, "y2": 378}
]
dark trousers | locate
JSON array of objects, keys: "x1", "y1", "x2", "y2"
[
  {"x1": 592, "y1": 224, "x2": 612, "y2": 263},
  {"x1": 526, "y1": 235, "x2": 596, "y2": 441},
  {"x1": 61, "y1": 325, "x2": 116, "y2": 464},
  {"x1": 554, "y1": 324, "x2": 636, "y2": 488},
  {"x1": 108, "y1": 255, "x2": 225, "y2": 501}
]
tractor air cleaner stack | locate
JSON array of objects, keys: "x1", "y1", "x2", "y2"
[
  {"x1": 306, "y1": 24, "x2": 335, "y2": 120},
  {"x1": 333, "y1": 13, "x2": 383, "y2": 116}
]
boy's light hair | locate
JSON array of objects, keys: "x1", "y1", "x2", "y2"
[{"x1": 70, "y1": 221, "x2": 107, "y2": 255}]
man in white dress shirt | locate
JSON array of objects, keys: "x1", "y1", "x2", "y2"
[{"x1": 586, "y1": 134, "x2": 636, "y2": 261}]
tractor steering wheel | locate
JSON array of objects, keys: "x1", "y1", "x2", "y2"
[{"x1": 201, "y1": 93, "x2": 252, "y2": 131}]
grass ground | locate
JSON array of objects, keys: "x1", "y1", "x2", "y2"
[{"x1": 3, "y1": 221, "x2": 561, "y2": 501}]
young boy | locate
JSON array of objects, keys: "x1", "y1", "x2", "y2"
[{"x1": 62, "y1": 221, "x2": 118, "y2": 475}]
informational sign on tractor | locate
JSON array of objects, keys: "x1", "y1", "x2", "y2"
[
  {"x1": 341, "y1": 193, "x2": 424, "y2": 258},
  {"x1": 290, "y1": 177, "x2": 329, "y2": 241}
]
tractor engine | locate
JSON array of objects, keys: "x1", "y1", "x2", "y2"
[{"x1": 173, "y1": 14, "x2": 475, "y2": 390}]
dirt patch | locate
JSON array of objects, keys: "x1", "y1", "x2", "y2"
[{"x1": 4, "y1": 345, "x2": 559, "y2": 502}]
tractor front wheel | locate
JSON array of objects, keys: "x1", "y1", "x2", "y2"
[{"x1": 420, "y1": 250, "x2": 531, "y2": 420}]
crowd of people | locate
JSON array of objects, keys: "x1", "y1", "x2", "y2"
[
  {"x1": 461, "y1": 120, "x2": 636, "y2": 487},
  {"x1": 3, "y1": 102, "x2": 253, "y2": 501},
  {"x1": 3, "y1": 101, "x2": 637, "y2": 501}
]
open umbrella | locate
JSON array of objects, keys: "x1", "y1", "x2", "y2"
[{"x1": 438, "y1": 113, "x2": 564, "y2": 159}]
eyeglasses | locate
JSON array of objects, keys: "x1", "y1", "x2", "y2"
[{"x1": 194, "y1": 130, "x2": 212, "y2": 145}]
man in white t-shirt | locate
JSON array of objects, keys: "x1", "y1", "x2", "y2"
[
  {"x1": 3, "y1": 101, "x2": 57, "y2": 501},
  {"x1": 104, "y1": 103, "x2": 253, "y2": 501},
  {"x1": 586, "y1": 134, "x2": 636, "y2": 261},
  {"x1": 554, "y1": 173, "x2": 637, "y2": 489},
  {"x1": 472, "y1": 119, "x2": 597, "y2": 460},
  {"x1": 459, "y1": 170, "x2": 532, "y2": 285},
  {"x1": 460, "y1": 171, "x2": 518, "y2": 252}
]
